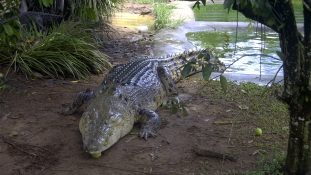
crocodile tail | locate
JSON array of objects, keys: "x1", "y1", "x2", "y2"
[
  {"x1": 19, "y1": 12, "x2": 62, "y2": 28},
  {"x1": 163, "y1": 48, "x2": 224, "y2": 82}
]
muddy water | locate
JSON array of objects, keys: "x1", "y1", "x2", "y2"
[
  {"x1": 111, "y1": 13, "x2": 154, "y2": 29},
  {"x1": 186, "y1": 30, "x2": 282, "y2": 75}
]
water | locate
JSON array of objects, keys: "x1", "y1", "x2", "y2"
[
  {"x1": 193, "y1": 5, "x2": 249, "y2": 22},
  {"x1": 193, "y1": 4, "x2": 303, "y2": 23},
  {"x1": 111, "y1": 13, "x2": 154, "y2": 29},
  {"x1": 186, "y1": 31, "x2": 282, "y2": 75}
]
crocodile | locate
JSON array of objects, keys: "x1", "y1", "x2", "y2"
[
  {"x1": 0, "y1": 11, "x2": 62, "y2": 30},
  {"x1": 59, "y1": 48, "x2": 224, "y2": 156}
]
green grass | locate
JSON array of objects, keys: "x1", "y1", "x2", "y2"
[
  {"x1": 193, "y1": 4, "x2": 250, "y2": 22},
  {"x1": 185, "y1": 78, "x2": 289, "y2": 146},
  {"x1": 0, "y1": 78, "x2": 12, "y2": 93},
  {"x1": 0, "y1": 21, "x2": 112, "y2": 80},
  {"x1": 70, "y1": 0, "x2": 126, "y2": 21},
  {"x1": 152, "y1": 3, "x2": 185, "y2": 30},
  {"x1": 181, "y1": 78, "x2": 289, "y2": 173},
  {"x1": 130, "y1": 0, "x2": 166, "y2": 4},
  {"x1": 194, "y1": 3, "x2": 303, "y2": 23},
  {"x1": 246, "y1": 151, "x2": 286, "y2": 174},
  {"x1": 129, "y1": 0, "x2": 185, "y2": 30}
]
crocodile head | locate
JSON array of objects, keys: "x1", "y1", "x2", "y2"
[{"x1": 79, "y1": 97, "x2": 134, "y2": 155}]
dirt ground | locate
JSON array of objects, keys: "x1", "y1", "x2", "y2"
[{"x1": 0, "y1": 2, "x2": 287, "y2": 175}]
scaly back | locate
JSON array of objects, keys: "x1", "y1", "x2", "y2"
[{"x1": 103, "y1": 48, "x2": 222, "y2": 85}]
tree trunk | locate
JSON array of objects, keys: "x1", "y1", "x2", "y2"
[{"x1": 285, "y1": 2, "x2": 311, "y2": 174}]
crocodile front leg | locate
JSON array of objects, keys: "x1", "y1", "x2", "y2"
[
  {"x1": 137, "y1": 108, "x2": 162, "y2": 140},
  {"x1": 59, "y1": 88, "x2": 95, "y2": 115},
  {"x1": 157, "y1": 66, "x2": 180, "y2": 105}
]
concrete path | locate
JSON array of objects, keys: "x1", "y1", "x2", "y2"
[{"x1": 170, "y1": 1, "x2": 196, "y2": 22}]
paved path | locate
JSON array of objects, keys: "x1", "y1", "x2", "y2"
[{"x1": 170, "y1": 1, "x2": 196, "y2": 22}]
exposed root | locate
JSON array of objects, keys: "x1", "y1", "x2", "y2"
[{"x1": 194, "y1": 147, "x2": 237, "y2": 162}]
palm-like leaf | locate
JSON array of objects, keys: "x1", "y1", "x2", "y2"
[{"x1": 3, "y1": 21, "x2": 111, "y2": 79}]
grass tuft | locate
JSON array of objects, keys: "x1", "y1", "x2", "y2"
[
  {"x1": 130, "y1": 0, "x2": 166, "y2": 4},
  {"x1": 1, "y1": 21, "x2": 112, "y2": 80},
  {"x1": 152, "y1": 3, "x2": 184, "y2": 30},
  {"x1": 193, "y1": 3, "x2": 303, "y2": 23},
  {"x1": 182, "y1": 78, "x2": 289, "y2": 173},
  {"x1": 246, "y1": 151, "x2": 286, "y2": 174}
]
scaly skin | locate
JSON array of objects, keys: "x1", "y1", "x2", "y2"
[
  {"x1": 1, "y1": 12, "x2": 62, "y2": 30},
  {"x1": 59, "y1": 48, "x2": 223, "y2": 155}
]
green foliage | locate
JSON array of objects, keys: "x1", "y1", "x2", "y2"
[
  {"x1": 0, "y1": 78, "x2": 11, "y2": 92},
  {"x1": 0, "y1": 21, "x2": 111, "y2": 79},
  {"x1": 39, "y1": 0, "x2": 54, "y2": 7},
  {"x1": 246, "y1": 151, "x2": 286, "y2": 174},
  {"x1": 152, "y1": 3, "x2": 173, "y2": 30},
  {"x1": 160, "y1": 97, "x2": 188, "y2": 117},
  {"x1": 191, "y1": 79, "x2": 289, "y2": 149},
  {"x1": 130, "y1": 0, "x2": 166, "y2": 3},
  {"x1": 192, "y1": 0, "x2": 212, "y2": 9},
  {"x1": 194, "y1": 2, "x2": 303, "y2": 23},
  {"x1": 152, "y1": 3, "x2": 184, "y2": 30},
  {"x1": 0, "y1": 0, "x2": 22, "y2": 48},
  {"x1": 68, "y1": 0, "x2": 125, "y2": 21},
  {"x1": 180, "y1": 49, "x2": 227, "y2": 92},
  {"x1": 202, "y1": 64, "x2": 212, "y2": 81},
  {"x1": 192, "y1": 4, "x2": 250, "y2": 22},
  {"x1": 85, "y1": 8, "x2": 96, "y2": 20},
  {"x1": 220, "y1": 75, "x2": 227, "y2": 93}
]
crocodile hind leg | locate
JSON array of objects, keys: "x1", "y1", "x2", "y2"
[
  {"x1": 137, "y1": 108, "x2": 162, "y2": 140},
  {"x1": 157, "y1": 66, "x2": 180, "y2": 105},
  {"x1": 59, "y1": 88, "x2": 95, "y2": 115}
]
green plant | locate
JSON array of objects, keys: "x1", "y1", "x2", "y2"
[
  {"x1": 130, "y1": 0, "x2": 166, "y2": 4},
  {"x1": 152, "y1": 3, "x2": 172, "y2": 30},
  {"x1": 0, "y1": 0, "x2": 22, "y2": 50},
  {"x1": 1, "y1": 21, "x2": 111, "y2": 79},
  {"x1": 246, "y1": 151, "x2": 286, "y2": 174},
  {"x1": 152, "y1": 3, "x2": 184, "y2": 30},
  {"x1": 67, "y1": 0, "x2": 125, "y2": 21},
  {"x1": 170, "y1": 18, "x2": 185, "y2": 29},
  {"x1": 192, "y1": 3, "x2": 303, "y2": 23},
  {"x1": 0, "y1": 78, "x2": 11, "y2": 92}
]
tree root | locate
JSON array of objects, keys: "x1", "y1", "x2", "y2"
[
  {"x1": 194, "y1": 147, "x2": 237, "y2": 162},
  {"x1": 1, "y1": 135, "x2": 37, "y2": 156}
]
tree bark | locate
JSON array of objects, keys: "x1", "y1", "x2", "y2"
[{"x1": 283, "y1": 0, "x2": 311, "y2": 173}]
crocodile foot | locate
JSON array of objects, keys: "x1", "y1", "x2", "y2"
[
  {"x1": 140, "y1": 128, "x2": 157, "y2": 140},
  {"x1": 138, "y1": 108, "x2": 162, "y2": 140},
  {"x1": 58, "y1": 88, "x2": 95, "y2": 115}
]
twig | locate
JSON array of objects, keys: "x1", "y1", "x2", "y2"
[
  {"x1": 183, "y1": 53, "x2": 281, "y2": 104},
  {"x1": 124, "y1": 147, "x2": 153, "y2": 158},
  {"x1": 79, "y1": 163, "x2": 148, "y2": 173},
  {"x1": 1, "y1": 135, "x2": 37, "y2": 156},
  {"x1": 194, "y1": 147, "x2": 237, "y2": 162}
]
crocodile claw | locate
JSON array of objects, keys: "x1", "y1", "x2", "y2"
[
  {"x1": 58, "y1": 108, "x2": 71, "y2": 115},
  {"x1": 140, "y1": 130, "x2": 157, "y2": 140}
]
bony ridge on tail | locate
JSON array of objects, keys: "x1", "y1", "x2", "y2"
[{"x1": 59, "y1": 48, "x2": 223, "y2": 157}]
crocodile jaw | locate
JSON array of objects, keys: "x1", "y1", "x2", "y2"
[{"x1": 79, "y1": 101, "x2": 134, "y2": 155}]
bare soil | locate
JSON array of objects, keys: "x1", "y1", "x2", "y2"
[{"x1": 0, "y1": 2, "x2": 287, "y2": 175}]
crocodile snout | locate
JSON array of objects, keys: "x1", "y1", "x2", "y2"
[{"x1": 84, "y1": 138, "x2": 103, "y2": 155}]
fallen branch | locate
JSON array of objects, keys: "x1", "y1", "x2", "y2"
[
  {"x1": 213, "y1": 121, "x2": 234, "y2": 125},
  {"x1": 124, "y1": 147, "x2": 153, "y2": 158},
  {"x1": 194, "y1": 147, "x2": 237, "y2": 162},
  {"x1": 79, "y1": 163, "x2": 148, "y2": 173},
  {"x1": 1, "y1": 135, "x2": 37, "y2": 156}
]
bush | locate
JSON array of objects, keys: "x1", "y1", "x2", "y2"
[{"x1": 0, "y1": 21, "x2": 112, "y2": 80}]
